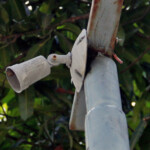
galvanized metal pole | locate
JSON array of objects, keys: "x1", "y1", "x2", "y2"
[
  {"x1": 84, "y1": 0, "x2": 130, "y2": 149},
  {"x1": 84, "y1": 56, "x2": 129, "y2": 150}
]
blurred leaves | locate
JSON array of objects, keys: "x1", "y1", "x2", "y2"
[
  {"x1": 25, "y1": 37, "x2": 50, "y2": 60},
  {"x1": 130, "y1": 117, "x2": 150, "y2": 150},
  {"x1": 8, "y1": 0, "x2": 26, "y2": 21},
  {"x1": 55, "y1": 31, "x2": 73, "y2": 52},
  {"x1": 139, "y1": 121, "x2": 150, "y2": 150},
  {"x1": 18, "y1": 88, "x2": 34, "y2": 121},
  {"x1": 130, "y1": 119, "x2": 147, "y2": 150},
  {"x1": 117, "y1": 25, "x2": 125, "y2": 46},
  {"x1": 0, "y1": 4, "x2": 9, "y2": 25},
  {"x1": 39, "y1": 0, "x2": 56, "y2": 14}
]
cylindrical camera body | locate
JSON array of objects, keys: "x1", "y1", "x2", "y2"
[{"x1": 6, "y1": 56, "x2": 50, "y2": 93}]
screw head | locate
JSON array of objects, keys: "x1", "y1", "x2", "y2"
[{"x1": 53, "y1": 55, "x2": 57, "y2": 60}]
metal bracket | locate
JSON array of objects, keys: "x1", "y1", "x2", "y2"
[
  {"x1": 69, "y1": 29, "x2": 88, "y2": 131},
  {"x1": 47, "y1": 29, "x2": 88, "y2": 93},
  {"x1": 69, "y1": 87, "x2": 86, "y2": 131},
  {"x1": 6, "y1": 29, "x2": 88, "y2": 131},
  {"x1": 70, "y1": 29, "x2": 88, "y2": 92},
  {"x1": 47, "y1": 52, "x2": 71, "y2": 68}
]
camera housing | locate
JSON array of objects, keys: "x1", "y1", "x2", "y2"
[{"x1": 6, "y1": 56, "x2": 51, "y2": 93}]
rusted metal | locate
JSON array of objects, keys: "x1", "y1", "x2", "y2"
[
  {"x1": 87, "y1": 0, "x2": 124, "y2": 55},
  {"x1": 88, "y1": 0, "x2": 101, "y2": 24},
  {"x1": 117, "y1": 0, "x2": 124, "y2": 12},
  {"x1": 110, "y1": 0, "x2": 124, "y2": 51},
  {"x1": 84, "y1": 0, "x2": 129, "y2": 150}
]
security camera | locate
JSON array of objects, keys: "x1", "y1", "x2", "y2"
[
  {"x1": 6, "y1": 56, "x2": 51, "y2": 93},
  {"x1": 6, "y1": 29, "x2": 90, "y2": 131},
  {"x1": 6, "y1": 29, "x2": 88, "y2": 93}
]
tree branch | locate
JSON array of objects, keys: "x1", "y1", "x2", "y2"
[
  {"x1": 59, "y1": 13, "x2": 89, "y2": 25},
  {"x1": 123, "y1": 5, "x2": 150, "y2": 26},
  {"x1": 56, "y1": 88, "x2": 74, "y2": 95},
  {"x1": 0, "y1": 13, "x2": 89, "y2": 42},
  {"x1": 128, "y1": 125, "x2": 135, "y2": 132},
  {"x1": 143, "y1": 116, "x2": 150, "y2": 122},
  {"x1": 121, "y1": 47, "x2": 150, "y2": 73},
  {"x1": 5, "y1": 52, "x2": 27, "y2": 68},
  {"x1": 136, "y1": 32, "x2": 150, "y2": 40},
  {"x1": 0, "y1": 13, "x2": 89, "y2": 74},
  {"x1": 0, "y1": 51, "x2": 27, "y2": 74}
]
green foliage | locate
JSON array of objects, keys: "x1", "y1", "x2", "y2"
[
  {"x1": 0, "y1": 0, "x2": 150, "y2": 149},
  {"x1": 18, "y1": 87, "x2": 34, "y2": 121},
  {"x1": 130, "y1": 119, "x2": 147, "y2": 150}
]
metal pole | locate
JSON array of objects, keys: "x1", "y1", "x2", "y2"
[{"x1": 84, "y1": 56, "x2": 129, "y2": 150}]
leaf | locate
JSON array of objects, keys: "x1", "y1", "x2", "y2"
[
  {"x1": 59, "y1": 124, "x2": 73, "y2": 149},
  {"x1": 12, "y1": 139, "x2": 26, "y2": 148},
  {"x1": 132, "y1": 66, "x2": 146, "y2": 91},
  {"x1": 133, "y1": 92, "x2": 150, "y2": 122},
  {"x1": 11, "y1": 21, "x2": 35, "y2": 32},
  {"x1": 57, "y1": 23, "x2": 81, "y2": 35},
  {"x1": 8, "y1": 0, "x2": 26, "y2": 21},
  {"x1": 2, "y1": 89, "x2": 15, "y2": 104},
  {"x1": 119, "y1": 71, "x2": 133, "y2": 94},
  {"x1": 0, "y1": 5, "x2": 9, "y2": 24},
  {"x1": 42, "y1": 14, "x2": 52, "y2": 30},
  {"x1": 0, "y1": 127, "x2": 7, "y2": 144},
  {"x1": 123, "y1": 7, "x2": 149, "y2": 25},
  {"x1": 142, "y1": 54, "x2": 150, "y2": 63},
  {"x1": 122, "y1": 49, "x2": 137, "y2": 62},
  {"x1": 18, "y1": 87, "x2": 35, "y2": 121},
  {"x1": 55, "y1": 32, "x2": 72, "y2": 52},
  {"x1": 0, "y1": 74, "x2": 9, "y2": 88},
  {"x1": 39, "y1": 37, "x2": 54, "y2": 56},
  {"x1": 39, "y1": 0, "x2": 56, "y2": 14},
  {"x1": 139, "y1": 122, "x2": 150, "y2": 150},
  {"x1": 25, "y1": 37, "x2": 50, "y2": 60},
  {"x1": 44, "y1": 66, "x2": 70, "y2": 80},
  {"x1": 0, "y1": 48, "x2": 11, "y2": 66},
  {"x1": 0, "y1": 44, "x2": 16, "y2": 69},
  {"x1": 130, "y1": 120, "x2": 147, "y2": 150},
  {"x1": 117, "y1": 25, "x2": 125, "y2": 46}
]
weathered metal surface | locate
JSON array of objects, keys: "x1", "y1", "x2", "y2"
[
  {"x1": 47, "y1": 52, "x2": 71, "y2": 68},
  {"x1": 84, "y1": 56, "x2": 130, "y2": 150},
  {"x1": 70, "y1": 29, "x2": 88, "y2": 92},
  {"x1": 87, "y1": 0, "x2": 124, "y2": 55},
  {"x1": 6, "y1": 29, "x2": 88, "y2": 94},
  {"x1": 6, "y1": 56, "x2": 50, "y2": 93},
  {"x1": 69, "y1": 87, "x2": 86, "y2": 131}
]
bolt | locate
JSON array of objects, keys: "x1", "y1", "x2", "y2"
[{"x1": 53, "y1": 55, "x2": 57, "y2": 60}]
